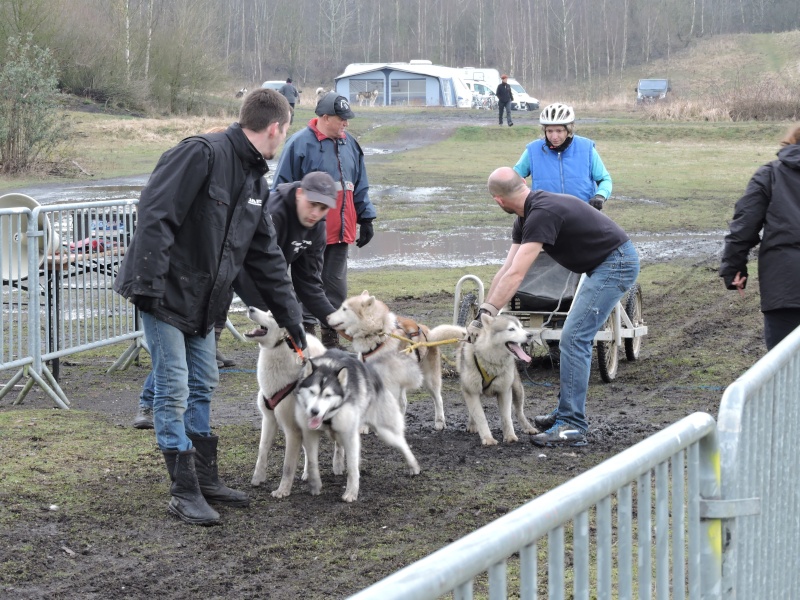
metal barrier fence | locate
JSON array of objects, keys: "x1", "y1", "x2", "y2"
[
  {"x1": 349, "y1": 412, "x2": 720, "y2": 600},
  {"x1": 349, "y1": 327, "x2": 800, "y2": 599},
  {"x1": 1, "y1": 199, "x2": 142, "y2": 408},
  {"x1": 717, "y1": 324, "x2": 800, "y2": 599}
]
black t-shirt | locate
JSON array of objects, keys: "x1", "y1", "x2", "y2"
[{"x1": 511, "y1": 190, "x2": 629, "y2": 273}]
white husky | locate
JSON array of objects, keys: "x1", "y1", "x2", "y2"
[
  {"x1": 246, "y1": 307, "x2": 327, "y2": 495},
  {"x1": 294, "y1": 349, "x2": 422, "y2": 502},
  {"x1": 327, "y1": 290, "x2": 466, "y2": 430},
  {"x1": 456, "y1": 313, "x2": 537, "y2": 445}
]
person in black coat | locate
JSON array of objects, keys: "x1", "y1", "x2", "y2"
[
  {"x1": 721, "y1": 123, "x2": 800, "y2": 350},
  {"x1": 495, "y1": 74, "x2": 514, "y2": 126},
  {"x1": 239, "y1": 170, "x2": 339, "y2": 335},
  {"x1": 114, "y1": 89, "x2": 306, "y2": 526}
]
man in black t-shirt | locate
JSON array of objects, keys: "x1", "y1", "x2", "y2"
[{"x1": 468, "y1": 167, "x2": 640, "y2": 447}]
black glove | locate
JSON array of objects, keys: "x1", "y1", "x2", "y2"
[
  {"x1": 131, "y1": 294, "x2": 161, "y2": 313},
  {"x1": 356, "y1": 219, "x2": 374, "y2": 248},
  {"x1": 284, "y1": 322, "x2": 308, "y2": 351},
  {"x1": 590, "y1": 195, "x2": 605, "y2": 211}
]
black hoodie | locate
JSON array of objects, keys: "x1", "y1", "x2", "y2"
[{"x1": 721, "y1": 144, "x2": 800, "y2": 311}]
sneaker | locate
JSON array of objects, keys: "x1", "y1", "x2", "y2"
[
  {"x1": 132, "y1": 407, "x2": 154, "y2": 430},
  {"x1": 531, "y1": 420, "x2": 587, "y2": 447},
  {"x1": 534, "y1": 408, "x2": 558, "y2": 432},
  {"x1": 509, "y1": 122, "x2": 514, "y2": 126}
]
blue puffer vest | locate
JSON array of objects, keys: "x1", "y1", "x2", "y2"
[{"x1": 526, "y1": 135, "x2": 596, "y2": 201}]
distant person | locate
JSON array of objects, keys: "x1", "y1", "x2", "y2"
[
  {"x1": 279, "y1": 78, "x2": 300, "y2": 124},
  {"x1": 720, "y1": 123, "x2": 800, "y2": 350},
  {"x1": 495, "y1": 74, "x2": 514, "y2": 127},
  {"x1": 469, "y1": 167, "x2": 639, "y2": 447},
  {"x1": 115, "y1": 88, "x2": 306, "y2": 526},
  {"x1": 514, "y1": 102, "x2": 612, "y2": 210},
  {"x1": 272, "y1": 91, "x2": 377, "y2": 348}
]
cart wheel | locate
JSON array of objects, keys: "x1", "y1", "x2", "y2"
[
  {"x1": 456, "y1": 292, "x2": 478, "y2": 327},
  {"x1": 624, "y1": 283, "x2": 643, "y2": 361},
  {"x1": 596, "y1": 314, "x2": 619, "y2": 383}
]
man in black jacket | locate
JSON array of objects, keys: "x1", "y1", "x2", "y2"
[
  {"x1": 114, "y1": 88, "x2": 306, "y2": 526},
  {"x1": 236, "y1": 170, "x2": 339, "y2": 332},
  {"x1": 496, "y1": 74, "x2": 514, "y2": 127}
]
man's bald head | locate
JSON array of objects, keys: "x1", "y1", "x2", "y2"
[{"x1": 488, "y1": 167, "x2": 528, "y2": 198}]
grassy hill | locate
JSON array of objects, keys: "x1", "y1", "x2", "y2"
[{"x1": 544, "y1": 29, "x2": 800, "y2": 112}]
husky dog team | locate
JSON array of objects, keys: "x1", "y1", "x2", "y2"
[{"x1": 120, "y1": 90, "x2": 639, "y2": 522}]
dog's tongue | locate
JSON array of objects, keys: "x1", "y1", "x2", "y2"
[
  {"x1": 508, "y1": 342, "x2": 532, "y2": 363},
  {"x1": 244, "y1": 327, "x2": 267, "y2": 338},
  {"x1": 309, "y1": 416, "x2": 324, "y2": 430}
]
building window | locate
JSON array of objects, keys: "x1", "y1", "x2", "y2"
[
  {"x1": 349, "y1": 79, "x2": 383, "y2": 106},
  {"x1": 389, "y1": 78, "x2": 426, "y2": 106}
]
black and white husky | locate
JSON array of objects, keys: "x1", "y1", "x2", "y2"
[{"x1": 295, "y1": 349, "x2": 422, "y2": 502}]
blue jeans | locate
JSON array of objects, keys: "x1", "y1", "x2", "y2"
[
  {"x1": 557, "y1": 240, "x2": 640, "y2": 432},
  {"x1": 141, "y1": 312, "x2": 219, "y2": 451},
  {"x1": 139, "y1": 371, "x2": 154, "y2": 410}
]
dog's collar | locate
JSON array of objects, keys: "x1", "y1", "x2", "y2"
[
  {"x1": 262, "y1": 381, "x2": 297, "y2": 411},
  {"x1": 360, "y1": 338, "x2": 386, "y2": 361},
  {"x1": 321, "y1": 404, "x2": 343, "y2": 425},
  {"x1": 472, "y1": 354, "x2": 497, "y2": 391}
]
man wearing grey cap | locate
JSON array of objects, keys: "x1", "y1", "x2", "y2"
[
  {"x1": 264, "y1": 171, "x2": 338, "y2": 325},
  {"x1": 272, "y1": 91, "x2": 377, "y2": 347}
]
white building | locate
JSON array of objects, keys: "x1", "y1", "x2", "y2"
[{"x1": 335, "y1": 60, "x2": 473, "y2": 108}]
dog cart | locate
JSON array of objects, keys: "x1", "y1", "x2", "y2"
[{"x1": 453, "y1": 253, "x2": 647, "y2": 382}]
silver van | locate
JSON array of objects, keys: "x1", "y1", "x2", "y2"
[{"x1": 635, "y1": 79, "x2": 670, "y2": 103}]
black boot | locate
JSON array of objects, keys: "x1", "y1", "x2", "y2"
[
  {"x1": 188, "y1": 434, "x2": 250, "y2": 507},
  {"x1": 162, "y1": 449, "x2": 220, "y2": 525},
  {"x1": 214, "y1": 328, "x2": 236, "y2": 368},
  {"x1": 321, "y1": 327, "x2": 341, "y2": 349}
]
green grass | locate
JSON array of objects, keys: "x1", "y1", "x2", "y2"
[{"x1": 366, "y1": 119, "x2": 785, "y2": 233}]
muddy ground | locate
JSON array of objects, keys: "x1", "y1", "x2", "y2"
[{"x1": 0, "y1": 107, "x2": 766, "y2": 599}]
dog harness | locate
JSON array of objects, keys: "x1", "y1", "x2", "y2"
[
  {"x1": 262, "y1": 334, "x2": 306, "y2": 410},
  {"x1": 262, "y1": 382, "x2": 297, "y2": 411},
  {"x1": 460, "y1": 346, "x2": 497, "y2": 391}
]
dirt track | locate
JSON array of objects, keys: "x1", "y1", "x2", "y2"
[{"x1": 0, "y1": 109, "x2": 765, "y2": 599}]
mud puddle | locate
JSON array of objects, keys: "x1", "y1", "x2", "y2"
[{"x1": 4, "y1": 179, "x2": 725, "y2": 268}]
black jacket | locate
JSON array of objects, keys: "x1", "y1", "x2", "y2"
[
  {"x1": 495, "y1": 82, "x2": 514, "y2": 104},
  {"x1": 238, "y1": 182, "x2": 336, "y2": 322},
  {"x1": 114, "y1": 123, "x2": 301, "y2": 335},
  {"x1": 720, "y1": 144, "x2": 800, "y2": 311}
]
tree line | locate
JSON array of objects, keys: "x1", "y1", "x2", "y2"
[{"x1": 1, "y1": 0, "x2": 799, "y2": 114}]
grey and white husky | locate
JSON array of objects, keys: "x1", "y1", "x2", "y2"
[
  {"x1": 295, "y1": 349, "x2": 422, "y2": 502},
  {"x1": 457, "y1": 313, "x2": 537, "y2": 445}
]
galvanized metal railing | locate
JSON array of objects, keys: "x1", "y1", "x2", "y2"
[
  {"x1": 349, "y1": 412, "x2": 721, "y2": 600},
  {"x1": 717, "y1": 324, "x2": 800, "y2": 599},
  {"x1": 1, "y1": 207, "x2": 40, "y2": 400},
  {"x1": 350, "y1": 325, "x2": 800, "y2": 599},
  {"x1": 1, "y1": 199, "x2": 143, "y2": 408}
]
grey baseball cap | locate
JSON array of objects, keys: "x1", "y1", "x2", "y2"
[
  {"x1": 315, "y1": 92, "x2": 356, "y2": 119},
  {"x1": 300, "y1": 171, "x2": 337, "y2": 208}
]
